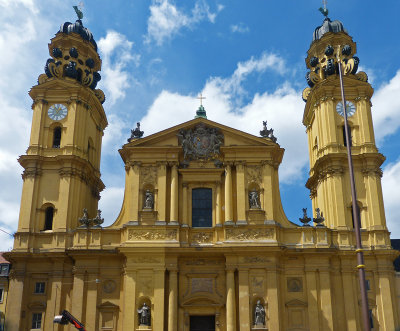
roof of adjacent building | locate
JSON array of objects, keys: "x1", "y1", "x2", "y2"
[{"x1": 0, "y1": 253, "x2": 10, "y2": 264}]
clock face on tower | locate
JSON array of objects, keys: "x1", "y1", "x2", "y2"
[
  {"x1": 336, "y1": 101, "x2": 356, "y2": 117},
  {"x1": 48, "y1": 104, "x2": 68, "y2": 120}
]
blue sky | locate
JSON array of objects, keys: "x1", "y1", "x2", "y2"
[{"x1": 0, "y1": 0, "x2": 400, "y2": 250}]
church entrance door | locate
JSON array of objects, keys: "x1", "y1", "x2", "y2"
[{"x1": 189, "y1": 315, "x2": 215, "y2": 331}]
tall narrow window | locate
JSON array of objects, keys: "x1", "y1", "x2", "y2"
[
  {"x1": 53, "y1": 127, "x2": 61, "y2": 148},
  {"x1": 32, "y1": 313, "x2": 42, "y2": 329},
  {"x1": 350, "y1": 205, "x2": 355, "y2": 228},
  {"x1": 192, "y1": 188, "x2": 212, "y2": 227},
  {"x1": 342, "y1": 125, "x2": 352, "y2": 147},
  {"x1": 369, "y1": 309, "x2": 374, "y2": 329},
  {"x1": 44, "y1": 207, "x2": 53, "y2": 230}
]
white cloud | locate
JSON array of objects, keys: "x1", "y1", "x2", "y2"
[
  {"x1": 0, "y1": 0, "x2": 57, "y2": 251},
  {"x1": 382, "y1": 160, "x2": 400, "y2": 238},
  {"x1": 145, "y1": 0, "x2": 222, "y2": 45},
  {"x1": 98, "y1": 31, "x2": 139, "y2": 106},
  {"x1": 371, "y1": 70, "x2": 400, "y2": 143},
  {"x1": 230, "y1": 23, "x2": 249, "y2": 34},
  {"x1": 99, "y1": 186, "x2": 125, "y2": 227},
  {"x1": 140, "y1": 52, "x2": 306, "y2": 183},
  {"x1": 102, "y1": 113, "x2": 131, "y2": 155}
]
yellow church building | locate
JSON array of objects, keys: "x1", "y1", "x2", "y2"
[{"x1": 4, "y1": 12, "x2": 400, "y2": 331}]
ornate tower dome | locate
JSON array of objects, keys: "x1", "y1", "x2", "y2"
[
  {"x1": 312, "y1": 17, "x2": 347, "y2": 41},
  {"x1": 38, "y1": 16, "x2": 105, "y2": 104}
]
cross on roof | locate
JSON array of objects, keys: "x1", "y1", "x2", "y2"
[{"x1": 197, "y1": 93, "x2": 206, "y2": 106}]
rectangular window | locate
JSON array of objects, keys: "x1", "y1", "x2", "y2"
[
  {"x1": 34, "y1": 282, "x2": 45, "y2": 294},
  {"x1": 32, "y1": 313, "x2": 42, "y2": 329},
  {"x1": 0, "y1": 288, "x2": 3, "y2": 303},
  {"x1": 0, "y1": 265, "x2": 8, "y2": 276},
  {"x1": 192, "y1": 188, "x2": 212, "y2": 228},
  {"x1": 366, "y1": 279, "x2": 371, "y2": 291}
]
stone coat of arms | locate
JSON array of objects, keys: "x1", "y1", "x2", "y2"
[{"x1": 177, "y1": 124, "x2": 224, "y2": 161}]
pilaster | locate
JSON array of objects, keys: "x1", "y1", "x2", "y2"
[
  {"x1": 266, "y1": 267, "x2": 281, "y2": 331},
  {"x1": 122, "y1": 269, "x2": 137, "y2": 330},
  {"x1": 238, "y1": 268, "x2": 250, "y2": 330},
  {"x1": 168, "y1": 267, "x2": 178, "y2": 331},
  {"x1": 6, "y1": 268, "x2": 25, "y2": 331},
  {"x1": 170, "y1": 163, "x2": 179, "y2": 224},
  {"x1": 226, "y1": 267, "x2": 236, "y2": 331},
  {"x1": 236, "y1": 163, "x2": 246, "y2": 224},
  {"x1": 156, "y1": 162, "x2": 167, "y2": 224},
  {"x1": 224, "y1": 164, "x2": 233, "y2": 224}
]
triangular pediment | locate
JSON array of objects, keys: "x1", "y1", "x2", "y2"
[
  {"x1": 120, "y1": 117, "x2": 283, "y2": 163},
  {"x1": 98, "y1": 301, "x2": 120, "y2": 310},
  {"x1": 125, "y1": 118, "x2": 275, "y2": 148}
]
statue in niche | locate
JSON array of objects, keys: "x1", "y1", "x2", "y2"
[
  {"x1": 254, "y1": 300, "x2": 266, "y2": 326},
  {"x1": 144, "y1": 190, "x2": 154, "y2": 209},
  {"x1": 249, "y1": 189, "x2": 261, "y2": 209},
  {"x1": 137, "y1": 302, "x2": 151, "y2": 326}
]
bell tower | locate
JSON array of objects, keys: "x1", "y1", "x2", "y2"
[
  {"x1": 16, "y1": 16, "x2": 107, "y2": 242},
  {"x1": 302, "y1": 17, "x2": 387, "y2": 231}
]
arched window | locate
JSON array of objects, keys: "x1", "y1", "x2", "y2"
[
  {"x1": 192, "y1": 188, "x2": 212, "y2": 227},
  {"x1": 53, "y1": 127, "x2": 62, "y2": 148},
  {"x1": 342, "y1": 125, "x2": 352, "y2": 147},
  {"x1": 44, "y1": 207, "x2": 54, "y2": 230}
]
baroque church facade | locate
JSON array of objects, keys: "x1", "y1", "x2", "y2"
[{"x1": 4, "y1": 13, "x2": 400, "y2": 331}]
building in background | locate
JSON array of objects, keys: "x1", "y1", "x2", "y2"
[
  {"x1": 0, "y1": 253, "x2": 10, "y2": 331},
  {"x1": 4, "y1": 11, "x2": 399, "y2": 331}
]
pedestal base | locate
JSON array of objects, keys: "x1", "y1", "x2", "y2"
[{"x1": 251, "y1": 326, "x2": 268, "y2": 330}]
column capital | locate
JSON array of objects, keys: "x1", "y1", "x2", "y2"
[
  {"x1": 234, "y1": 161, "x2": 246, "y2": 167},
  {"x1": 225, "y1": 266, "x2": 236, "y2": 273},
  {"x1": 168, "y1": 161, "x2": 179, "y2": 168},
  {"x1": 156, "y1": 161, "x2": 168, "y2": 167}
]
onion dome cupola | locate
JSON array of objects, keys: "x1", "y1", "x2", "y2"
[
  {"x1": 302, "y1": 15, "x2": 368, "y2": 102},
  {"x1": 38, "y1": 8, "x2": 105, "y2": 104}
]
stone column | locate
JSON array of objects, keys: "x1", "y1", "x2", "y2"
[
  {"x1": 44, "y1": 263, "x2": 63, "y2": 331},
  {"x1": 157, "y1": 162, "x2": 167, "y2": 224},
  {"x1": 85, "y1": 272, "x2": 99, "y2": 331},
  {"x1": 122, "y1": 269, "x2": 137, "y2": 330},
  {"x1": 6, "y1": 270, "x2": 25, "y2": 331},
  {"x1": 182, "y1": 183, "x2": 188, "y2": 226},
  {"x1": 238, "y1": 269, "x2": 250, "y2": 330},
  {"x1": 305, "y1": 268, "x2": 319, "y2": 331},
  {"x1": 71, "y1": 268, "x2": 85, "y2": 322},
  {"x1": 341, "y1": 268, "x2": 358, "y2": 330},
  {"x1": 236, "y1": 163, "x2": 246, "y2": 224},
  {"x1": 377, "y1": 269, "x2": 397, "y2": 330},
  {"x1": 170, "y1": 164, "x2": 179, "y2": 224},
  {"x1": 224, "y1": 164, "x2": 233, "y2": 224},
  {"x1": 266, "y1": 267, "x2": 281, "y2": 330},
  {"x1": 131, "y1": 162, "x2": 140, "y2": 222},
  {"x1": 168, "y1": 269, "x2": 178, "y2": 331},
  {"x1": 262, "y1": 162, "x2": 275, "y2": 220},
  {"x1": 319, "y1": 268, "x2": 334, "y2": 330},
  {"x1": 215, "y1": 181, "x2": 222, "y2": 226},
  {"x1": 153, "y1": 268, "x2": 166, "y2": 330},
  {"x1": 226, "y1": 268, "x2": 236, "y2": 331},
  {"x1": 125, "y1": 162, "x2": 140, "y2": 223}
]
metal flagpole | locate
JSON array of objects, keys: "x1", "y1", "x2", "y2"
[{"x1": 337, "y1": 59, "x2": 371, "y2": 331}]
